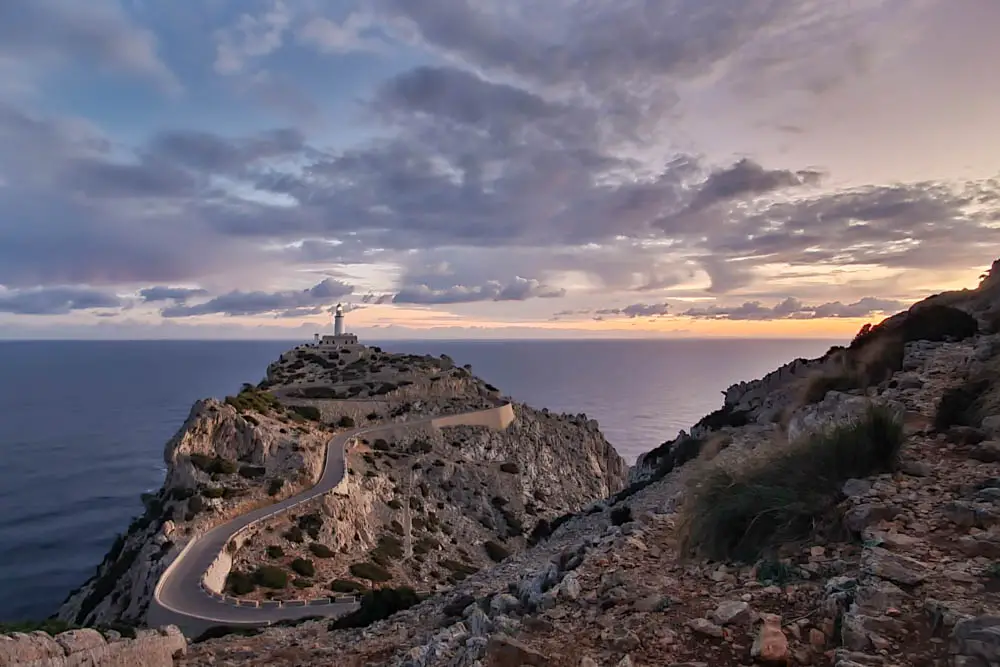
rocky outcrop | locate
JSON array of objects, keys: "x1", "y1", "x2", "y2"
[
  {"x1": 0, "y1": 625, "x2": 185, "y2": 667},
  {"x1": 226, "y1": 402, "x2": 626, "y2": 602},
  {"x1": 58, "y1": 397, "x2": 330, "y2": 626}
]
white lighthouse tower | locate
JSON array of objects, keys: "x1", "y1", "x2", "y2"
[
  {"x1": 334, "y1": 303, "x2": 345, "y2": 336},
  {"x1": 314, "y1": 302, "x2": 359, "y2": 348}
]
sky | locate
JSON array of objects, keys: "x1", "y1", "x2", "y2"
[{"x1": 0, "y1": 0, "x2": 998, "y2": 340}]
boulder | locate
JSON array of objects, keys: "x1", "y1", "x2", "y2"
[
  {"x1": 709, "y1": 600, "x2": 751, "y2": 626},
  {"x1": 787, "y1": 393, "x2": 904, "y2": 443},
  {"x1": 952, "y1": 616, "x2": 1000, "y2": 665},
  {"x1": 970, "y1": 441, "x2": 1000, "y2": 463},
  {"x1": 862, "y1": 547, "x2": 930, "y2": 586},
  {"x1": 983, "y1": 416, "x2": 1000, "y2": 438},
  {"x1": 844, "y1": 503, "x2": 899, "y2": 533},
  {"x1": 688, "y1": 618, "x2": 725, "y2": 638},
  {"x1": 485, "y1": 636, "x2": 548, "y2": 667}
]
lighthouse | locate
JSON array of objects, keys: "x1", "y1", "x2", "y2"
[
  {"x1": 334, "y1": 303, "x2": 345, "y2": 336},
  {"x1": 314, "y1": 303, "x2": 359, "y2": 348}
]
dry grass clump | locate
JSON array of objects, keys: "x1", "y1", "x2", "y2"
[{"x1": 678, "y1": 404, "x2": 904, "y2": 563}]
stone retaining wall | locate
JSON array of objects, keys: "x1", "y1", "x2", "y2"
[{"x1": 0, "y1": 626, "x2": 185, "y2": 667}]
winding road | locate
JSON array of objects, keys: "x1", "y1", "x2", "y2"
[{"x1": 147, "y1": 402, "x2": 514, "y2": 638}]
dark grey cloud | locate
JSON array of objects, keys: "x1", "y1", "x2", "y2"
[
  {"x1": 685, "y1": 159, "x2": 822, "y2": 213},
  {"x1": 596, "y1": 303, "x2": 671, "y2": 318},
  {"x1": 161, "y1": 278, "x2": 353, "y2": 318},
  {"x1": 393, "y1": 277, "x2": 564, "y2": 305},
  {"x1": 0, "y1": 0, "x2": 179, "y2": 94},
  {"x1": 138, "y1": 286, "x2": 208, "y2": 303},
  {"x1": 0, "y1": 286, "x2": 121, "y2": 315},
  {"x1": 683, "y1": 296, "x2": 904, "y2": 321},
  {"x1": 148, "y1": 128, "x2": 307, "y2": 174}
]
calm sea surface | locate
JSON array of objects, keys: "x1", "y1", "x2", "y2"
[{"x1": 0, "y1": 338, "x2": 836, "y2": 621}]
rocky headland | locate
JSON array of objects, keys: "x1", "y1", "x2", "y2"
[
  {"x1": 51, "y1": 344, "x2": 626, "y2": 632},
  {"x1": 6, "y1": 259, "x2": 1000, "y2": 667}
]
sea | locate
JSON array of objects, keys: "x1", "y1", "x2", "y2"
[{"x1": 0, "y1": 338, "x2": 837, "y2": 621}]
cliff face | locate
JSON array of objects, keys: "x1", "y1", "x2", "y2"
[
  {"x1": 223, "y1": 402, "x2": 626, "y2": 604},
  {"x1": 57, "y1": 395, "x2": 331, "y2": 627},
  {"x1": 180, "y1": 260, "x2": 1000, "y2": 667},
  {"x1": 57, "y1": 347, "x2": 625, "y2": 629}
]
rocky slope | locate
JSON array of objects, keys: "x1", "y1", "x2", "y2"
[
  {"x1": 54, "y1": 345, "x2": 626, "y2": 630},
  {"x1": 180, "y1": 260, "x2": 1000, "y2": 666}
]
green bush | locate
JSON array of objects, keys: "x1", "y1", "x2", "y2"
[
  {"x1": 373, "y1": 438, "x2": 390, "y2": 451},
  {"x1": 283, "y1": 526, "x2": 305, "y2": 543},
  {"x1": 298, "y1": 513, "x2": 324, "y2": 540},
  {"x1": 188, "y1": 495, "x2": 206, "y2": 514},
  {"x1": 337, "y1": 416, "x2": 356, "y2": 428},
  {"x1": 802, "y1": 371, "x2": 863, "y2": 405},
  {"x1": 266, "y1": 545, "x2": 284, "y2": 559},
  {"x1": 267, "y1": 478, "x2": 285, "y2": 496},
  {"x1": 610, "y1": 505, "x2": 633, "y2": 526},
  {"x1": 309, "y1": 543, "x2": 335, "y2": 558},
  {"x1": 935, "y1": 379, "x2": 991, "y2": 431},
  {"x1": 367, "y1": 412, "x2": 380, "y2": 421},
  {"x1": 224, "y1": 387, "x2": 281, "y2": 414},
  {"x1": 201, "y1": 486, "x2": 225, "y2": 499},
  {"x1": 290, "y1": 558, "x2": 315, "y2": 577},
  {"x1": 484, "y1": 540, "x2": 510, "y2": 563},
  {"x1": 439, "y1": 559, "x2": 479, "y2": 581},
  {"x1": 387, "y1": 499, "x2": 403, "y2": 510},
  {"x1": 227, "y1": 571, "x2": 256, "y2": 595},
  {"x1": 292, "y1": 578, "x2": 313, "y2": 589},
  {"x1": 330, "y1": 579, "x2": 366, "y2": 593},
  {"x1": 189, "y1": 454, "x2": 238, "y2": 475},
  {"x1": 499, "y1": 462, "x2": 520, "y2": 474},
  {"x1": 238, "y1": 465, "x2": 266, "y2": 479},
  {"x1": 253, "y1": 565, "x2": 288, "y2": 589},
  {"x1": 329, "y1": 587, "x2": 420, "y2": 630},
  {"x1": 414, "y1": 536, "x2": 440, "y2": 555},
  {"x1": 290, "y1": 405, "x2": 322, "y2": 421},
  {"x1": 0, "y1": 619, "x2": 78, "y2": 635},
  {"x1": 679, "y1": 404, "x2": 904, "y2": 563},
  {"x1": 372, "y1": 534, "x2": 403, "y2": 562},
  {"x1": 349, "y1": 561, "x2": 391, "y2": 582}
]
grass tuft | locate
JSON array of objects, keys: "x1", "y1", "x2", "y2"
[{"x1": 678, "y1": 404, "x2": 903, "y2": 563}]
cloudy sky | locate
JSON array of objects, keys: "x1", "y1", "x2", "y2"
[{"x1": 1, "y1": 0, "x2": 997, "y2": 340}]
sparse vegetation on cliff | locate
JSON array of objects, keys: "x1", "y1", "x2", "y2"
[{"x1": 678, "y1": 404, "x2": 903, "y2": 562}]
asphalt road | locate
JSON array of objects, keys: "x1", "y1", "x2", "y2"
[{"x1": 147, "y1": 404, "x2": 509, "y2": 637}]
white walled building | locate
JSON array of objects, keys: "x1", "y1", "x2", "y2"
[{"x1": 314, "y1": 303, "x2": 359, "y2": 347}]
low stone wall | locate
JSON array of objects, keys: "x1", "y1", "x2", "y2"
[
  {"x1": 431, "y1": 402, "x2": 515, "y2": 430},
  {"x1": 0, "y1": 626, "x2": 185, "y2": 667}
]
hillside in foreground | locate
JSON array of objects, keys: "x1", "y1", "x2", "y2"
[{"x1": 172, "y1": 260, "x2": 1000, "y2": 666}]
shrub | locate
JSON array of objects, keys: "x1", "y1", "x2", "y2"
[
  {"x1": 290, "y1": 558, "x2": 316, "y2": 577},
  {"x1": 266, "y1": 545, "x2": 284, "y2": 559},
  {"x1": 292, "y1": 578, "x2": 313, "y2": 589},
  {"x1": 201, "y1": 486, "x2": 225, "y2": 499},
  {"x1": 802, "y1": 371, "x2": 863, "y2": 405},
  {"x1": 935, "y1": 379, "x2": 991, "y2": 431},
  {"x1": 0, "y1": 619, "x2": 78, "y2": 635},
  {"x1": 694, "y1": 406, "x2": 751, "y2": 431},
  {"x1": 349, "y1": 562, "x2": 391, "y2": 582},
  {"x1": 389, "y1": 520, "x2": 404, "y2": 535},
  {"x1": 414, "y1": 536, "x2": 440, "y2": 555},
  {"x1": 225, "y1": 387, "x2": 281, "y2": 414},
  {"x1": 439, "y1": 559, "x2": 479, "y2": 580},
  {"x1": 290, "y1": 405, "x2": 322, "y2": 421},
  {"x1": 330, "y1": 587, "x2": 420, "y2": 630},
  {"x1": 188, "y1": 495, "x2": 206, "y2": 514},
  {"x1": 192, "y1": 626, "x2": 260, "y2": 643},
  {"x1": 610, "y1": 505, "x2": 633, "y2": 526},
  {"x1": 373, "y1": 438, "x2": 390, "y2": 451},
  {"x1": 373, "y1": 534, "x2": 403, "y2": 561},
  {"x1": 238, "y1": 465, "x2": 266, "y2": 479},
  {"x1": 678, "y1": 404, "x2": 904, "y2": 563},
  {"x1": 267, "y1": 478, "x2": 285, "y2": 496},
  {"x1": 253, "y1": 565, "x2": 288, "y2": 589},
  {"x1": 298, "y1": 513, "x2": 324, "y2": 540},
  {"x1": 189, "y1": 454, "x2": 238, "y2": 475},
  {"x1": 337, "y1": 416, "x2": 356, "y2": 428},
  {"x1": 387, "y1": 499, "x2": 403, "y2": 510},
  {"x1": 527, "y1": 519, "x2": 552, "y2": 546},
  {"x1": 484, "y1": 540, "x2": 510, "y2": 562},
  {"x1": 499, "y1": 462, "x2": 520, "y2": 474},
  {"x1": 309, "y1": 543, "x2": 335, "y2": 558},
  {"x1": 227, "y1": 571, "x2": 255, "y2": 595},
  {"x1": 283, "y1": 526, "x2": 305, "y2": 543},
  {"x1": 330, "y1": 579, "x2": 366, "y2": 593}
]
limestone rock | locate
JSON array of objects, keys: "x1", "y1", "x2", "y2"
[
  {"x1": 751, "y1": 613, "x2": 789, "y2": 664},
  {"x1": 844, "y1": 504, "x2": 898, "y2": 533},
  {"x1": 970, "y1": 441, "x2": 1000, "y2": 463},
  {"x1": 862, "y1": 547, "x2": 930, "y2": 586},
  {"x1": 952, "y1": 616, "x2": 1000, "y2": 664},
  {"x1": 709, "y1": 600, "x2": 751, "y2": 626},
  {"x1": 688, "y1": 618, "x2": 725, "y2": 638},
  {"x1": 787, "y1": 393, "x2": 904, "y2": 444},
  {"x1": 485, "y1": 636, "x2": 548, "y2": 666}
]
